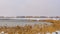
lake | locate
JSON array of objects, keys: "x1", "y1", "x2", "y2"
[{"x1": 0, "y1": 19, "x2": 52, "y2": 27}]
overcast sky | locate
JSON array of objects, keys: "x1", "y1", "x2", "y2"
[{"x1": 0, "y1": 0, "x2": 60, "y2": 16}]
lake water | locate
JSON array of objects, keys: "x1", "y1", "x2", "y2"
[{"x1": 0, "y1": 19, "x2": 52, "y2": 27}]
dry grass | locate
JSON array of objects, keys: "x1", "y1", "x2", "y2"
[{"x1": 0, "y1": 20, "x2": 60, "y2": 34}]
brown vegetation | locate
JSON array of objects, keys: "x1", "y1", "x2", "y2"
[{"x1": 0, "y1": 20, "x2": 60, "y2": 34}]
